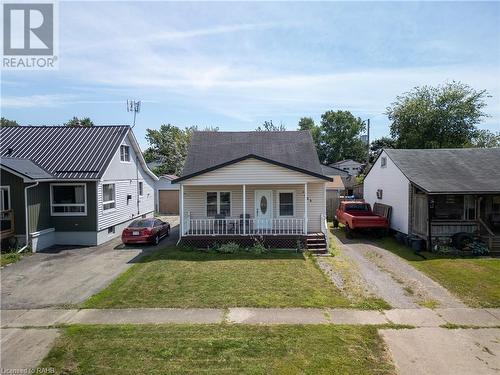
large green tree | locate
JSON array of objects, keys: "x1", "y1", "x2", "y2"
[
  {"x1": 370, "y1": 136, "x2": 396, "y2": 162},
  {"x1": 0, "y1": 117, "x2": 20, "y2": 127},
  {"x1": 386, "y1": 82, "x2": 489, "y2": 148},
  {"x1": 318, "y1": 111, "x2": 367, "y2": 164},
  {"x1": 64, "y1": 116, "x2": 94, "y2": 127},
  {"x1": 470, "y1": 129, "x2": 500, "y2": 148},
  {"x1": 144, "y1": 124, "x2": 196, "y2": 176},
  {"x1": 298, "y1": 117, "x2": 320, "y2": 149}
]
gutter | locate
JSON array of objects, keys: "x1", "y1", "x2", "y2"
[{"x1": 18, "y1": 182, "x2": 39, "y2": 253}]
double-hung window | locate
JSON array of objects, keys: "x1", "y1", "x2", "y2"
[
  {"x1": 206, "y1": 192, "x2": 231, "y2": 217},
  {"x1": 279, "y1": 192, "x2": 294, "y2": 216},
  {"x1": 138, "y1": 181, "x2": 144, "y2": 196},
  {"x1": 51, "y1": 184, "x2": 86, "y2": 215},
  {"x1": 120, "y1": 145, "x2": 130, "y2": 162},
  {"x1": 103, "y1": 184, "x2": 116, "y2": 211}
]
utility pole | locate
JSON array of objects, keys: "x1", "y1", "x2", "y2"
[
  {"x1": 126, "y1": 99, "x2": 142, "y2": 215},
  {"x1": 366, "y1": 118, "x2": 370, "y2": 166}
]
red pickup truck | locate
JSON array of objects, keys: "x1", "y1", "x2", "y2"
[{"x1": 334, "y1": 201, "x2": 389, "y2": 238}]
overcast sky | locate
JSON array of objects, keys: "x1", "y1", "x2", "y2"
[{"x1": 2, "y1": 1, "x2": 499, "y2": 149}]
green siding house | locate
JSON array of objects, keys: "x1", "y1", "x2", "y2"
[{"x1": 0, "y1": 126, "x2": 158, "y2": 252}]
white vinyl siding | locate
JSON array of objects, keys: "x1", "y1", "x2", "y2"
[
  {"x1": 184, "y1": 158, "x2": 327, "y2": 185},
  {"x1": 364, "y1": 150, "x2": 410, "y2": 233},
  {"x1": 183, "y1": 183, "x2": 325, "y2": 232}
]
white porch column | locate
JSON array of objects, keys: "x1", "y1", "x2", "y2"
[
  {"x1": 304, "y1": 183, "x2": 308, "y2": 234},
  {"x1": 180, "y1": 184, "x2": 184, "y2": 236},
  {"x1": 243, "y1": 184, "x2": 246, "y2": 235}
]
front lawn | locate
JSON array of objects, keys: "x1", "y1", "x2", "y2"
[
  {"x1": 85, "y1": 246, "x2": 362, "y2": 308},
  {"x1": 374, "y1": 237, "x2": 500, "y2": 308},
  {"x1": 40, "y1": 324, "x2": 395, "y2": 375}
]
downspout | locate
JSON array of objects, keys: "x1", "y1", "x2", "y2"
[{"x1": 18, "y1": 182, "x2": 39, "y2": 253}]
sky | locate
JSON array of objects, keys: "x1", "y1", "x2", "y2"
[{"x1": 2, "y1": 1, "x2": 500, "y2": 149}]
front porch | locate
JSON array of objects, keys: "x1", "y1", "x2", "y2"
[{"x1": 178, "y1": 183, "x2": 329, "y2": 251}]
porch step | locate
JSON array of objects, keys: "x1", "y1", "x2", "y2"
[{"x1": 305, "y1": 234, "x2": 328, "y2": 254}]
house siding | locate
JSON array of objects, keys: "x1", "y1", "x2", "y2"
[
  {"x1": 183, "y1": 182, "x2": 325, "y2": 232},
  {"x1": 97, "y1": 134, "x2": 155, "y2": 232},
  {"x1": 183, "y1": 158, "x2": 328, "y2": 185},
  {"x1": 364, "y1": 150, "x2": 410, "y2": 234}
]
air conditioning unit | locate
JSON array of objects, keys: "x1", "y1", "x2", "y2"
[{"x1": 376, "y1": 189, "x2": 383, "y2": 199}]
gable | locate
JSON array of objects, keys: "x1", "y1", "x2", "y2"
[{"x1": 180, "y1": 157, "x2": 330, "y2": 185}]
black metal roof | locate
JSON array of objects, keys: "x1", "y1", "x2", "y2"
[
  {"x1": 176, "y1": 131, "x2": 331, "y2": 182},
  {"x1": 0, "y1": 126, "x2": 130, "y2": 179},
  {"x1": 384, "y1": 148, "x2": 500, "y2": 194},
  {"x1": 0, "y1": 157, "x2": 53, "y2": 180}
]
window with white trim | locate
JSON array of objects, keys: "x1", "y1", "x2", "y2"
[
  {"x1": 138, "y1": 181, "x2": 144, "y2": 196},
  {"x1": 120, "y1": 145, "x2": 130, "y2": 162},
  {"x1": 103, "y1": 183, "x2": 116, "y2": 210},
  {"x1": 51, "y1": 184, "x2": 86, "y2": 215},
  {"x1": 279, "y1": 192, "x2": 294, "y2": 216},
  {"x1": 206, "y1": 192, "x2": 231, "y2": 217},
  {"x1": 0, "y1": 186, "x2": 11, "y2": 211}
]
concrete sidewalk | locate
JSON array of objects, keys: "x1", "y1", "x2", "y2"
[{"x1": 2, "y1": 307, "x2": 499, "y2": 327}]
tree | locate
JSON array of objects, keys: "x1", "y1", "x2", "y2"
[
  {"x1": 0, "y1": 117, "x2": 19, "y2": 127},
  {"x1": 370, "y1": 136, "x2": 396, "y2": 162},
  {"x1": 318, "y1": 110, "x2": 367, "y2": 164},
  {"x1": 298, "y1": 117, "x2": 320, "y2": 149},
  {"x1": 386, "y1": 82, "x2": 489, "y2": 149},
  {"x1": 144, "y1": 124, "x2": 196, "y2": 176},
  {"x1": 64, "y1": 117, "x2": 94, "y2": 127},
  {"x1": 470, "y1": 129, "x2": 500, "y2": 148},
  {"x1": 256, "y1": 120, "x2": 286, "y2": 131}
]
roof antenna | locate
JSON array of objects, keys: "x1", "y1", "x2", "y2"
[{"x1": 127, "y1": 100, "x2": 141, "y2": 128}]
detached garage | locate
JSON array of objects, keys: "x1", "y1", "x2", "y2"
[{"x1": 155, "y1": 175, "x2": 180, "y2": 214}]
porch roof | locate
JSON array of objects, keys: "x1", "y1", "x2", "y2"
[{"x1": 0, "y1": 157, "x2": 53, "y2": 180}]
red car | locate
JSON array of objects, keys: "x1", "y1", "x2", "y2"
[
  {"x1": 334, "y1": 201, "x2": 389, "y2": 238},
  {"x1": 122, "y1": 218, "x2": 170, "y2": 245}
]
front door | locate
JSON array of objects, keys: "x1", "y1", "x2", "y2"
[{"x1": 255, "y1": 190, "x2": 273, "y2": 230}]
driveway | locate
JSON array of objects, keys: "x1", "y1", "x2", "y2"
[{"x1": 1, "y1": 224, "x2": 178, "y2": 310}]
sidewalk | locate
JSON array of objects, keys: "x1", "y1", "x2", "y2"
[{"x1": 2, "y1": 307, "x2": 500, "y2": 327}]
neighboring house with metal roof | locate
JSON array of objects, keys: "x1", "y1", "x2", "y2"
[
  {"x1": 0, "y1": 125, "x2": 158, "y2": 252},
  {"x1": 364, "y1": 148, "x2": 500, "y2": 253},
  {"x1": 172, "y1": 131, "x2": 332, "y2": 253}
]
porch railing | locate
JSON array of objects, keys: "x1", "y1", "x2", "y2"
[{"x1": 183, "y1": 215, "x2": 305, "y2": 236}]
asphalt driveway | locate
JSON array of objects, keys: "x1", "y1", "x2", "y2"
[{"x1": 1, "y1": 225, "x2": 178, "y2": 310}]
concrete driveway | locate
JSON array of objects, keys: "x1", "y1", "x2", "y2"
[{"x1": 1, "y1": 224, "x2": 178, "y2": 310}]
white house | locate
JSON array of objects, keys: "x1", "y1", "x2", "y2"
[
  {"x1": 0, "y1": 125, "x2": 158, "y2": 251},
  {"x1": 364, "y1": 148, "x2": 500, "y2": 252},
  {"x1": 330, "y1": 159, "x2": 364, "y2": 176},
  {"x1": 172, "y1": 131, "x2": 332, "y2": 253}
]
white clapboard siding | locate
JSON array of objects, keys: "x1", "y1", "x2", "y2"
[
  {"x1": 364, "y1": 150, "x2": 410, "y2": 234},
  {"x1": 184, "y1": 158, "x2": 327, "y2": 185},
  {"x1": 183, "y1": 183, "x2": 325, "y2": 232}
]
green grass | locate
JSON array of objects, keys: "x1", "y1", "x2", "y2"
[
  {"x1": 0, "y1": 250, "x2": 27, "y2": 266},
  {"x1": 374, "y1": 237, "x2": 500, "y2": 308},
  {"x1": 40, "y1": 324, "x2": 395, "y2": 375},
  {"x1": 84, "y1": 246, "x2": 366, "y2": 308}
]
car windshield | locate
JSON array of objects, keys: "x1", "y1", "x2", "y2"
[
  {"x1": 128, "y1": 219, "x2": 153, "y2": 228},
  {"x1": 345, "y1": 204, "x2": 370, "y2": 212}
]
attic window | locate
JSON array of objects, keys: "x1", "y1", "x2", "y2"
[
  {"x1": 120, "y1": 145, "x2": 130, "y2": 162},
  {"x1": 381, "y1": 157, "x2": 387, "y2": 168}
]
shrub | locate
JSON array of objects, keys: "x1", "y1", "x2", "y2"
[{"x1": 216, "y1": 242, "x2": 240, "y2": 254}]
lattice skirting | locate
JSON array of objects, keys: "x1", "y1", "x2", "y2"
[{"x1": 180, "y1": 235, "x2": 306, "y2": 250}]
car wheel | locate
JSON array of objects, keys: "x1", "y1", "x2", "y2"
[
  {"x1": 154, "y1": 235, "x2": 160, "y2": 245},
  {"x1": 333, "y1": 220, "x2": 339, "y2": 228}
]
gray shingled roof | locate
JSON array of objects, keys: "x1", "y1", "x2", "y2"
[
  {"x1": 179, "y1": 131, "x2": 327, "y2": 180},
  {"x1": 385, "y1": 148, "x2": 500, "y2": 193},
  {"x1": 1, "y1": 157, "x2": 53, "y2": 180},
  {"x1": 321, "y1": 164, "x2": 350, "y2": 177},
  {"x1": 0, "y1": 126, "x2": 129, "y2": 179}
]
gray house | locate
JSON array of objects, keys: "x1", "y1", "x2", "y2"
[{"x1": 0, "y1": 125, "x2": 158, "y2": 252}]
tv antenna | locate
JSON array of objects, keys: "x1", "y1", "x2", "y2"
[{"x1": 127, "y1": 100, "x2": 141, "y2": 128}]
